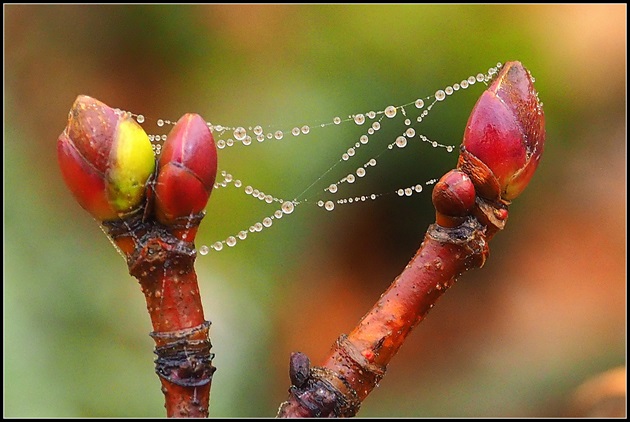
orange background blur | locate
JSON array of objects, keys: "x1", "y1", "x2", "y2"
[{"x1": 4, "y1": 4, "x2": 626, "y2": 417}]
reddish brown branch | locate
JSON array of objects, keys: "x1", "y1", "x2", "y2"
[
  {"x1": 106, "y1": 216, "x2": 216, "y2": 418},
  {"x1": 276, "y1": 216, "x2": 490, "y2": 417},
  {"x1": 277, "y1": 60, "x2": 545, "y2": 417}
]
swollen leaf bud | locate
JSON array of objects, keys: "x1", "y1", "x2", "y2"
[
  {"x1": 57, "y1": 95, "x2": 156, "y2": 221},
  {"x1": 459, "y1": 61, "x2": 545, "y2": 201},
  {"x1": 154, "y1": 113, "x2": 218, "y2": 226}
]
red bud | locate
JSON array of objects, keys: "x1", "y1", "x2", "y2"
[
  {"x1": 154, "y1": 113, "x2": 218, "y2": 227},
  {"x1": 460, "y1": 61, "x2": 545, "y2": 201},
  {"x1": 432, "y1": 169, "x2": 476, "y2": 227}
]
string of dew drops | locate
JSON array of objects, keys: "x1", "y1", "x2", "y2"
[{"x1": 126, "y1": 63, "x2": 504, "y2": 255}]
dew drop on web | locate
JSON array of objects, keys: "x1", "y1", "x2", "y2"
[
  {"x1": 384, "y1": 106, "x2": 397, "y2": 118},
  {"x1": 233, "y1": 127, "x2": 247, "y2": 141},
  {"x1": 282, "y1": 201, "x2": 295, "y2": 214},
  {"x1": 199, "y1": 245, "x2": 210, "y2": 255}
]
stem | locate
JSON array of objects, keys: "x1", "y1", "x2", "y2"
[
  {"x1": 277, "y1": 212, "x2": 497, "y2": 417},
  {"x1": 105, "y1": 215, "x2": 216, "y2": 417}
]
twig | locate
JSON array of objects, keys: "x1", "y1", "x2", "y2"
[{"x1": 277, "y1": 60, "x2": 545, "y2": 417}]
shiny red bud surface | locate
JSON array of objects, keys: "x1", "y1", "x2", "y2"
[
  {"x1": 462, "y1": 61, "x2": 545, "y2": 201},
  {"x1": 154, "y1": 113, "x2": 218, "y2": 226}
]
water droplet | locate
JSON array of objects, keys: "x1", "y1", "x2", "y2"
[
  {"x1": 328, "y1": 184, "x2": 338, "y2": 193},
  {"x1": 282, "y1": 201, "x2": 295, "y2": 214},
  {"x1": 404, "y1": 119, "x2": 411, "y2": 126},
  {"x1": 233, "y1": 127, "x2": 247, "y2": 141},
  {"x1": 342, "y1": 153, "x2": 349, "y2": 161},
  {"x1": 265, "y1": 195, "x2": 274, "y2": 204},
  {"x1": 217, "y1": 140, "x2": 226, "y2": 149},
  {"x1": 405, "y1": 188, "x2": 413, "y2": 196},
  {"x1": 213, "y1": 241, "x2": 223, "y2": 251},
  {"x1": 405, "y1": 128, "x2": 415, "y2": 138},
  {"x1": 468, "y1": 76, "x2": 476, "y2": 84},
  {"x1": 324, "y1": 201, "x2": 335, "y2": 211},
  {"x1": 372, "y1": 122, "x2": 380, "y2": 131},
  {"x1": 432, "y1": 141, "x2": 438, "y2": 147},
  {"x1": 301, "y1": 125, "x2": 310, "y2": 134},
  {"x1": 262, "y1": 217, "x2": 273, "y2": 227},
  {"x1": 273, "y1": 130, "x2": 283, "y2": 140},
  {"x1": 356, "y1": 168, "x2": 366, "y2": 177},
  {"x1": 243, "y1": 136, "x2": 252, "y2": 146},
  {"x1": 360, "y1": 135, "x2": 369, "y2": 144},
  {"x1": 226, "y1": 138, "x2": 234, "y2": 147},
  {"x1": 368, "y1": 158, "x2": 377, "y2": 166},
  {"x1": 157, "y1": 119, "x2": 164, "y2": 127},
  {"x1": 226, "y1": 236, "x2": 237, "y2": 247},
  {"x1": 199, "y1": 245, "x2": 209, "y2": 255},
  {"x1": 414, "y1": 184, "x2": 423, "y2": 193},
  {"x1": 445, "y1": 86, "x2": 454, "y2": 95},
  {"x1": 234, "y1": 180, "x2": 242, "y2": 188},
  {"x1": 136, "y1": 115, "x2": 145, "y2": 124},
  {"x1": 460, "y1": 80, "x2": 469, "y2": 89},
  {"x1": 257, "y1": 134, "x2": 265, "y2": 142},
  {"x1": 245, "y1": 186, "x2": 253, "y2": 195},
  {"x1": 267, "y1": 132, "x2": 273, "y2": 139},
  {"x1": 367, "y1": 128, "x2": 374, "y2": 135},
  {"x1": 291, "y1": 127, "x2": 300, "y2": 136},
  {"x1": 476, "y1": 73, "x2": 485, "y2": 82},
  {"x1": 353, "y1": 114, "x2": 366, "y2": 125},
  {"x1": 384, "y1": 106, "x2": 397, "y2": 118},
  {"x1": 317, "y1": 200, "x2": 324, "y2": 207},
  {"x1": 333, "y1": 117, "x2": 342, "y2": 125},
  {"x1": 435, "y1": 90, "x2": 446, "y2": 101},
  {"x1": 370, "y1": 194, "x2": 377, "y2": 200},
  {"x1": 347, "y1": 147, "x2": 355, "y2": 156},
  {"x1": 396, "y1": 136, "x2": 407, "y2": 148},
  {"x1": 253, "y1": 125, "x2": 263, "y2": 135},
  {"x1": 446, "y1": 146, "x2": 453, "y2": 152},
  {"x1": 238, "y1": 231, "x2": 248, "y2": 240},
  {"x1": 397, "y1": 189, "x2": 405, "y2": 196},
  {"x1": 415, "y1": 99, "x2": 425, "y2": 109},
  {"x1": 453, "y1": 83, "x2": 460, "y2": 91}
]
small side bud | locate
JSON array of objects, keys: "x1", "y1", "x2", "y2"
[
  {"x1": 289, "y1": 352, "x2": 311, "y2": 388},
  {"x1": 432, "y1": 169, "x2": 476, "y2": 227}
]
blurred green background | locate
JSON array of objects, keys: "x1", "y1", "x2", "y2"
[{"x1": 4, "y1": 4, "x2": 626, "y2": 417}]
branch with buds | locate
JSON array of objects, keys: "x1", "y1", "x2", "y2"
[
  {"x1": 276, "y1": 61, "x2": 546, "y2": 417},
  {"x1": 57, "y1": 98, "x2": 218, "y2": 417},
  {"x1": 57, "y1": 60, "x2": 544, "y2": 418}
]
